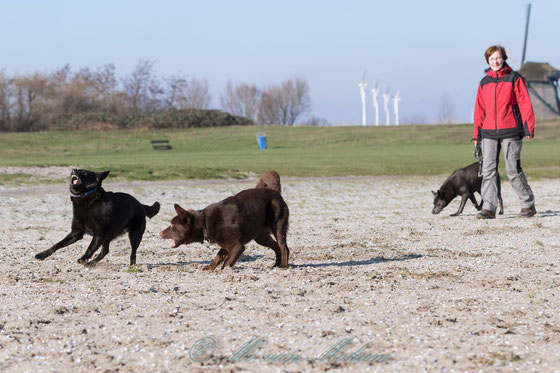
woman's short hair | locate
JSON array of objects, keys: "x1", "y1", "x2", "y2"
[{"x1": 485, "y1": 45, "x2": 508, "y2": 63}]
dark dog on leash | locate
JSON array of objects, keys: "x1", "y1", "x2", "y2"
[
  {"x1": 255, "y1": 170, "x2": 281, "y2": 193},
  {"x1": 160, "y1": 188, "x2": 290, "y2": 270},
  {"x1": 35, "y1": 169, "x2": 160, "y2": 265},
  {"x1": 432, "y1": 162, "x2": 503, "y2": 216}
]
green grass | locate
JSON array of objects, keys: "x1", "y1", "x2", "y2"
[{"x1": 1, "y1": 120, "x2": 559, "y2": 183}]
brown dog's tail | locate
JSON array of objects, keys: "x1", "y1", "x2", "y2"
[{"x1": 143, "y1": 202, "x2": 160, "y2": 219}]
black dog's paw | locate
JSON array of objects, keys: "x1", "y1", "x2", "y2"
[
  {"x1": 77, "y1": 257, "x2": 88, "y2": 264},
  {"x1": 35, "y1": 251, "x2": 49, "y2": 260},
  {"x1": 450, "y1": 213, "x2": 459, "y2": 217}
]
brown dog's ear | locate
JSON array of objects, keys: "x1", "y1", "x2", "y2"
[
  {"x1": 96, "y1": 171, "x2": 110, "y2": 182},
  {"x1": 174, "y1": 204, "x2": 187, "y2": 216}
]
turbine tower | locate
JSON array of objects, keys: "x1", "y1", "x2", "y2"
[
  {"x1": 382, "y1": 91, "x2": 391, "y2": 125},
  {"x1": 392, "y1": 91, "x2": 400, "y2": 126},
  {"x1": 371, "y1": 84, "x2": 380, "y2": 126},
  {"x1": 358, "y1": 72, "x2": 368, "y2": 126}
]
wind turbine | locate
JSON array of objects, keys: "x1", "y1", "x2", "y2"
[
  {"x1": 371, "y1": 81, "x2": 380, "y2": 126},
  {"x1": 382, "y1": 90, "x2": 391, "y2": 125},
  {"x1": 392, "y1": 91, "x2": 400, "y2": 126},
  {"x1": 358, "y1": 71, "x2": 368, "y2": 126}
]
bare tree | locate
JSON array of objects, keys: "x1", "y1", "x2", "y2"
[
  {"x1": 438, "y1": 94, "x2": 455, "y2": 124},
  {"x1": 258, "y1": 85, "x2": 282, "y2": 125},
  {"x1": 4, "y1": 64, "x2": 326, "y2": 132},
  {"x1": 85, "y1": 64, "x2": 120, "y2": 112},
  {"x1": 163, "y1": 73, "x2": 189, "y2": 110},
  {"x1": 10, "y1": 73, "x2": 49, "y2": 131},
  {"x1": 122, "y1": 59, "x2": 163, "y2": 113},
  {"x1": 94, "y1": 64, "x2": 126, "y2": 114},
  {"x1": 65, "y1": 67, "x2": 100, "y2": 113},
  {"x1": 0, "y1": 70, "x2": 10, "y2": 131},
  {"x1": 94, "y1": 64, "x2": 118, "y2": 96},
  {"x1": 220, "y1": 81, "x2": 261, "y2": 122},
  {"x1": 181, "y1": 78, "x2": 211, "y2": 109},
  {"x1": 162, "y1": 76, "x2": 211, "y2": 110},
  {"x1": 258, "y1": 77, "x2": 310, "y2": 125},
  {"x1": 48, "y1": 64, "x2": 72, "y2": 117},
  {"x1": 46, "y1": 64, "x2": 118, "y2": 116}
]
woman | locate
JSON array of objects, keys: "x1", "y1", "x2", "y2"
[{"x1": 473, "y1": 45, "x2": 536, "y2": 219}]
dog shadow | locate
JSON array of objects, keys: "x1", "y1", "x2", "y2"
[
  {"x1": 146, "y1": 254, "x2": 420, "y2": 270},
  {"x1": 146, "y1": 254, "x2": 264, "y2": 270},
  {"x1": 293, "y1": 253, "x2": 422, "y2": 268}
]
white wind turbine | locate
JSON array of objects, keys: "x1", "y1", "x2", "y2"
[
  {"x1": 392, "y1": 91, "x2": 400, "y2": 126},
  {"x1": 371, "y1": 83, "x2": 380, "y2": 126},
  {"x1": 382, "y1": 90, "x2": 391, "y2": 125},
  {"x1": 358, "y1": 72, "x2": 368, "y2": 126}
]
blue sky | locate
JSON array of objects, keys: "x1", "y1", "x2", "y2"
[{"x1": 1, "y1": 0, "x2": 558, "y2": 125}]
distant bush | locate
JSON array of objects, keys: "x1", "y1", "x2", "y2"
[
  {"x1": 50, "y1": 112, "x2": 134, "y2": 130},
  {"x1": 149, "y1": 109, "x2": 252, "y2": 129},
  {"x1": 49, "y1": 109, "x2": 252, "y2": 130}
]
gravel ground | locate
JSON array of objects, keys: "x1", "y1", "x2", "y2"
[{"x1": 0, "y1": 172, "x2": 559, "y2": 372}]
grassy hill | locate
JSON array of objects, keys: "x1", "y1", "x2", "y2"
[{"x1": 1, "y1": 120, "x2": 559, "y2": 184}]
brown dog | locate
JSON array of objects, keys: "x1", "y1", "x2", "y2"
[
  {"x1": 255, "y1": 170, "x2": 281, "y2": 193},
  {"x1": 160, "y1": 188, "x2": 290, "y2": 270}
]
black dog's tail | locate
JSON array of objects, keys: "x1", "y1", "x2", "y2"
[{"x1": 143, "y1": 202, "x2": 160, "y2": 219}]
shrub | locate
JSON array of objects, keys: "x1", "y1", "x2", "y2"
[{"x1": 49, "y1": 109, "x2": 252, "y2": 130}]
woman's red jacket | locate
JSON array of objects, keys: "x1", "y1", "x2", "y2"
[{"x1": 473, "y1": 63, "x2": 535, "y2": 140}]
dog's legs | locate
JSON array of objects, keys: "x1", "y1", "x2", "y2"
[
  {"x1": 276, "y1": 231, "x2": 290, "y2": 269},
  {"x1": 274, "y1": 217, "x2": 290, "y2": 269},
  {"x1": 230, "y1": 245, "x2": 246, "y2": 267},
  {"x1": 451, "y1": 195, "x2": 468, "y2": 217},
  {"x1": 203, "y1": 248, "x2": 228, "y2": 270},
  {"x1": 254, "y1": 232, "x2": 282, "y2": 267},
  {"x1": 89, "y1": 241, "x2": 111, "y2": 265},
  {"x1": 468, "y1": 194, "x2": 479, "y2": 209},
  {"x1": 77, "y1": 236, "x2": 104, "y2": 264},
  {"x1": 473, "y1": 193, "x2": 483, "y2": 210},
  {"x1": 497, "y1": 175, "x2": 504, "y2": 214},
  {"x1": 498, "y1": 195, "x2": 504, "y2": 215},
  {"x1": 270, "y1": 200, "x2": 290, "y2": 268},
  {"x1": 128, "y1": 219, "x2": 146, "y2": 266},
  {"x1": 222, "y1": 244, "x2": 245, "y2": 269},
  {"x1": 35, "y1": 230, "x2": 84, "y2": 260}
]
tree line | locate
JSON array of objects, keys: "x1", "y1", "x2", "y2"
[{"x1": 0, "y1": 59, "x2": 316, "y2": 132}]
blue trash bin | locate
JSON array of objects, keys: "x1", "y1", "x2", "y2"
[{"x1": 256, "y1": 133, "x2": 267, "y2": 150}]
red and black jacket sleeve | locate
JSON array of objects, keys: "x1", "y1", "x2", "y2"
[{"x1": 514, "y1": 75, "x2": 535, "y2": 137}]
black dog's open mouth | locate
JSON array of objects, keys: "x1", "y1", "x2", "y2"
[{"x1": 71, "y1": 175, "x2": 81, "y2": 185}]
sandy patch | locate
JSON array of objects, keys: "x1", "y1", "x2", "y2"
[{"x1": 0, "y1": 176, "x2": 559, "y2": 372}]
